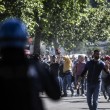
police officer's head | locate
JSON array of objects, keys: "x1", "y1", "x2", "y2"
[{"x1": 0, "y1": 18, "x2": 28, "y2": 49}]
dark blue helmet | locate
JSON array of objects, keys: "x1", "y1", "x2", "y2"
[{"x1": 0, "y1": 18, "x2": 28, "y2": 48}]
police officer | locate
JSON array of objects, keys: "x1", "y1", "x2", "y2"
[{"x1": 0, "y1": 18, "x2": 61, "y2": 110}]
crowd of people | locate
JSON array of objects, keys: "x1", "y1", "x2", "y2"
[{"x1": 34, "y1": 51, "x2": 110, "y2": 110}]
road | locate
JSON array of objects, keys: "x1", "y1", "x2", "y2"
[{"x1": 41, "y1": 93, "x2": 110, "y2": 110}]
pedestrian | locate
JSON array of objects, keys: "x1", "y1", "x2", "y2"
[
  {"x1": 73, "y1": 55, "x2": 86, "y2": 96},
  {"x1": 101, "y1": 56, "x2": 110, "y2": 101},
  {"x1": 0, "y1": 18, "x2": 61, "y2": 110},
  {"x1": 58, "y1": 55, "x2": 64, "y2": 94},
  {"x1": 50, "y1": 55, "x2": 59, "y2": 77},
  {"x1": 62, "y1": 55, "x2": 74, "y2": 97},
  {"x1": 77, "y1": 49, "x2": 110, "y2": 110}
]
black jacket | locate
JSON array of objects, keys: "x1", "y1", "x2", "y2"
[
  {"x1": 81, "y1": 60, "x2": 109, "y2": 84},
  {"x1": 0, "y1": 54, "x2": 61, "y2": 110}
]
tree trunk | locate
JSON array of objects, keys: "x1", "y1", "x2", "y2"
[
  {"x1": 53, "y1": 38, "x2": 60, "y2": 55},
  {"x1": 34, "y1": 28, "x2": 41, "y2": 55}
]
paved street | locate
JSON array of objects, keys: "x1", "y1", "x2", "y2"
[{"x1": 41, "y1": 92, "x2": 110, "y2": 110}]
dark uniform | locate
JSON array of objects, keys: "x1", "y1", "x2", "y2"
[{"x1": 0, "y1": 18, "x2": 61, "y2": 110}]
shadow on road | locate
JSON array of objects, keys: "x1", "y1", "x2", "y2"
[
  {"x1": 99, "y1": 101, "x2": 110, "y2": 103},
  {"x1": 82, "y1": 108, "x2": 110, "y2": 109},
  {"x1": 62, "y1": 100, "x2": 86, "y2": 103}
]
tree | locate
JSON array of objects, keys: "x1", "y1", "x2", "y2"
[{"x1": 0, "y1": 0, "x2": 110, "y2": 55}]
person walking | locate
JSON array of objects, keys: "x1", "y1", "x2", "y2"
[
  {"x1": 101, "y1": 56, "x2": 110, "y2": 102},
  {"x1": 62, "y1": 55, "x2": 74, "y2": 97},
  {"x1": 49, "y1": 55, "x2": 62, "y2": 92},
  {"x1": 77, "y1": 49, "x2": 110, "y2": 110},
  {"x1": 0, "y1": 18, "x2": 61, "y2": 110},
  {"x1": 73, "y1": 55, "x2": 86, "y2": 96}
]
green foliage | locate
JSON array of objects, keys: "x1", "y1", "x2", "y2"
[
  {"x1": 0, "y1": 4, "x2": 5, "y2": 13},
  {"x1": 0, "y1": 0, "x2": 110, "y2": 53}
]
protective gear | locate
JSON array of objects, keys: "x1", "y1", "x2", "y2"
[
  {"x1": 0, "y1": 18, "x2": 28, "y2": 48},
  {"x1": 0, "y1": 18, "x2": 61, "y2": 110}
]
